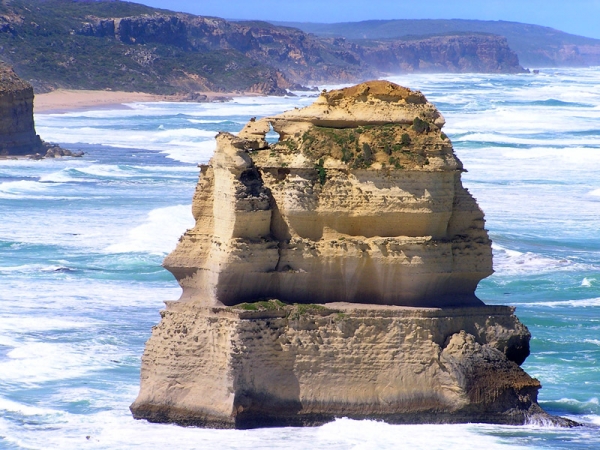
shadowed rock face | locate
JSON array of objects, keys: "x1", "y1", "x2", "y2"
[
  {"x1": 164, "y1": 80, "x2": 493, "y2": 307},
  {"x1": 0, "y1": 64, "x2": 44, "y2": 156}
]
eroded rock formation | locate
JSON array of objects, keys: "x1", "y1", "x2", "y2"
[
  {"x1": 131, "y1": 81, "x2": 568, "y2": 428},
  {"x1": 0, "y1": 63, "x2": 81, "y2": 158},
  {"x1": 0, "y1": 63, "x2": 44, "y2": 156},
  {"x1": 164, "y1": 81, "x2": 492, "y2": 307}
]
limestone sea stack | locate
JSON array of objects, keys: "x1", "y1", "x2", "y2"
[
  {"x1": 131, "y1": 81, "x2": 570, "y2": 428},
  {"x1": 0, "y1": 63, "x2": 80, "y2": 158},
  {"x1": 0, "y1": 63, "x2": 44, "y2": 156}
]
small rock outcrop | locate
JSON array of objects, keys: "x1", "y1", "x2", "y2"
[
  {"x1": 131, "y1": 81, "x2": 569, "y2": 428},
  {"x1": 0, "y1": 63, "x2": 81, "y2": 158},
  {"x1": 0, "y1": 63, "x2": 44, "y2": 156}
]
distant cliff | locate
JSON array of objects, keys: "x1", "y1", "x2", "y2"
[
  {"x1": 278, "y1": 19, "x2": 600, "y2": 68},
  {"x1": 353, "y1": 34, "x2": 522, "y2": 74},
  {"x1": 0, "y1": 0, "x2": 524, "y2": 95}
]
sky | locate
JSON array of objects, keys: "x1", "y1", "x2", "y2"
[{"x1": 136, "y1": 0, "x2": 600, "y2": 39}]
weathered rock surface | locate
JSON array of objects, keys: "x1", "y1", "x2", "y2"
[
  {"x1": 0, "y1": 63, "x2": 44, "y2": 156},
  {"x1": 164, "y1": 81, "x2": 492, "y2": 307},
  {"x1": 131, "y1": 302, "x2": 571, "y2": 428},
  {"x1": 131, "y1": 81, "x2": 570, "y2": 428},
  {"x1": 0, "y1": 63, "x2": 80, "y2": 158}
]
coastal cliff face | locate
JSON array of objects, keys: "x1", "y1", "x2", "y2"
[
  {"x1": 0, "y1": 64, "x2": 43, "y2": 156},
  {"x1": 76, "y1": 15, "x2": 524, "y2": 84},
  {"x1": 358, "y1": 35, "x2": 523, "y2": 73},
  {"x1": 164, "y1": 81, "x2": 492, "y2": 307},
  {"x1": 78, "y1": 14, "x2": 374, "y2": 87},
  {"x1": 0, "y1": 0, "x2": 525, "y2": 94},
  {"x1": 130, "y1": 81, "x2": 566, "y2": 428}
]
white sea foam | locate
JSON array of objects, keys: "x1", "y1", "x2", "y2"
[
  {"x1": 448, "y1": 111, "x2": 598, "y2": 137},
  {"x1": 553, "y1": 397, "x2": 599, "y2": 406},
  {"x1": 0, "y1": 278, "x2": 181, "y2": 311},
  {"x1": 1, "y1": 317, "x2": 96, "y2": 333},
  {"x1": 583, "y1": 414, "x2": 600, "y2": 426},
  {"x1": 35, "y1": 125, "x2": 216, "y2": 148},
  {"x1": 158, "y1": 138, "x2": 216, "y2": 163},
  {"x1": 0, "y1": 342, "x2": 106, "y2": 385},
  {"x1": 0, "y1": 413, "x2": 530, "y2": 450},
  {"x1": 492, "y1": 244, "x2": 580, "y2": 276},
  {"x1": 0, "y1": 180, "x2": 55, "y2": 193},
  {"x1": 125, "y1": 97, "x2": 307, "y2": 117},
  {"x1": 522, "y1": 297, "x2": 600, "y2": 308},
  {"x1": 0, "y1": 179, "x2": 72, "y2": 200},
  {"x1": 454, "y1": 132, "x2": 600, "y2": 147},
  {"x1": 315, "y1": 418, "x2": 529, "y2": 449},
  {"x1": 0, "y1": 398, "x2": 61, "y2": 417},
  {"x1": 105, "y1": 204, "x2": 194, "y2": 254},
  {"x1": 39, "y1": 169, "x2": 79, "y2": 183},
  {"x1": 187, "y1": 118, "x2": 244, "y2": 124},
  {"x1": 36, "y1": 164, "x2": 198, "y2": 182},
  {"x1": 0, "y1": 264, "x2": 75, "y2": 274}
]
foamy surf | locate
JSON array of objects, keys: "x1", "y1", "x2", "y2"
[
  {"x1": 105, "y1": 204, "x2": 194, "y2": 255},
  {"x1": 491, "y1": 244, "x2": 596, "y2": 276},
  {"x1": 520, "y1": 297, "x2": 600, "y2": 308}
]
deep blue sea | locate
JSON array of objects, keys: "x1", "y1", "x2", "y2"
[{"x1": 1, "y1": 68, "x2": 599, "y2": 449}]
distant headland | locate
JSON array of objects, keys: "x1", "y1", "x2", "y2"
[{"x1": 0, "y1": 0, "x2": 530, "y2": 97}]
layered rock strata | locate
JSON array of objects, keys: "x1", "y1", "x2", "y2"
[
  {"x1": 0, "y1": 63, "x2": 44, "y2": 156},
  {"x1": 132, "y1": 81, "x2": 564, "y2": 427},
  {"x1": 164, "y1": 81, "x2": 492, "y2": 308},
  {"x1": 131, "y1": 302, "x2": 568, "y2": 428}
]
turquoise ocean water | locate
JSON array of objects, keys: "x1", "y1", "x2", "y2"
[{"x1": 0, "y1": 68, "x2": 599, "y2": 449}]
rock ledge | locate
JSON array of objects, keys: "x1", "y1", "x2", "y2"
[{"x1": 130, "y1": 302, "x2": 573, "y2": 428}]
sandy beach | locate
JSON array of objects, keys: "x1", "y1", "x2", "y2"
[
  {"x1": 33, "y1": 90, "x2": 179, "y2": 113},
  {"x1": 33, "y1": 89, "x2": 247, "y2": 114}
]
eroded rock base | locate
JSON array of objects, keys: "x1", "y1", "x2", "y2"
[{"x1": 130, "y1": 302, "x2": 570, "y2": 428}]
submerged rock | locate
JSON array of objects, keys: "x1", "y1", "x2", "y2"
[{"x1": 131, "y1": 80, "x2": 572, "y2": 428}]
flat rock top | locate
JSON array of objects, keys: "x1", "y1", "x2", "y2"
[
  {"x1": 322, "y1": 80, "x2": 427, "y2": 105},
  {"x1": 165, "y1": 300, "x2": 515, "y2": 319},
  {"x1": 236, "y1": 79, "x2": 453, "y2": 171},
  {"x1": 270, "y1": 80, "x2": 445, "y2": 128}
]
